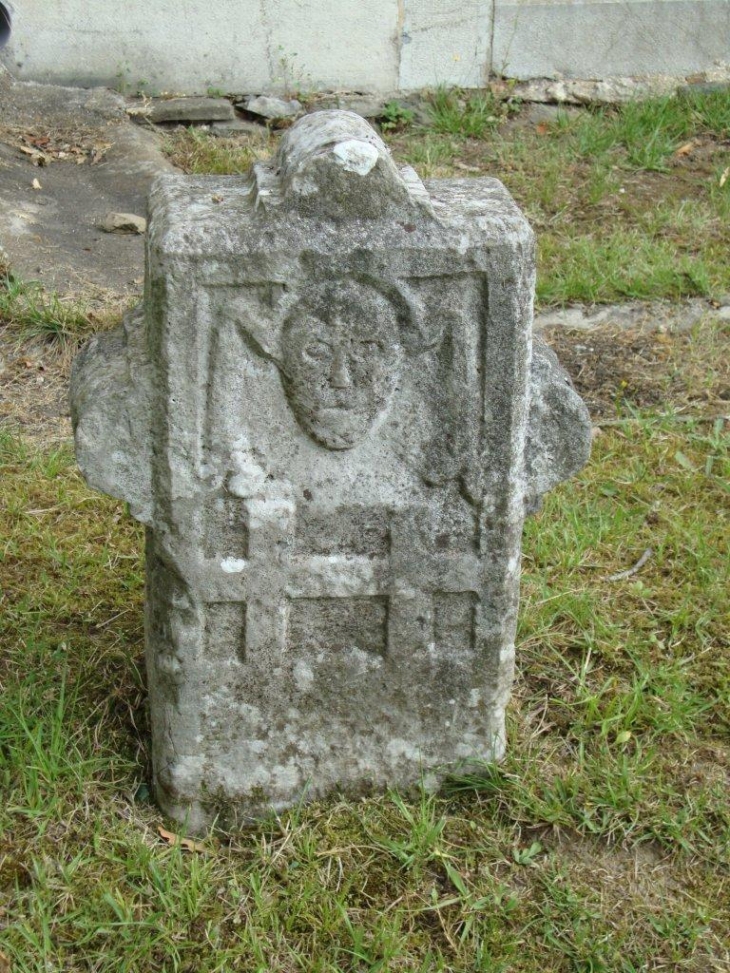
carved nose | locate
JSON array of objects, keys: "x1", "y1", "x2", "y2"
[{"x1": 330, "y1": 349, "x2": 352, "y2": 388}]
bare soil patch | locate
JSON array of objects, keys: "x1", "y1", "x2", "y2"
[
  {"x1": 543, "y1": 315, "x2": 730, "y2": 420},
  {"x1": 3, "y1": 311, "x2": 727, "y2": 445},
  {"x1": 0, "y1": 333, "x2": 72, "y2": 442}
]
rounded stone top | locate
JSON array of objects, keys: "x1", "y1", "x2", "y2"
[
  {"x1": 272, "y1": 110, "x2": 423, "y2": 219},
  {"x1": 277, "y1": 111, "x2": 389, "y2": 181}
]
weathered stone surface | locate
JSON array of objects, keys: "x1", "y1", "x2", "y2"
[
  {"x1": 99, "y1": 211, "x2": 147, "y2": 234},
  {"x1": 71, "y1": 305, "x2": 153, "y2": 524},
  {"x1": 240, "y1": 95, "x2": 303, "y2": 120},
  {"x1": 525, "y1": 338, "x2": 591, "y2": 513},
  {"x1": 146, "y1": 97, "x2": 235, "y2": 124},
  {"x1": 534, "y1": 299, "x2": 714, "y2": 334},
  {"x1": 309, "y1": 92, "x2": 387, "y2": 118},
  {"x1": 509, "y1": 76, "x2": 679, "y2": 106},
  {"x1": 208, "y1": 119, "x2": 263, "y2": 137},
  {"x1": 508, "y1": 103, "x2": 581, "y2": 129},
  {"x1": 71, "y1": 110, "x2": 591, "y2": 831}
]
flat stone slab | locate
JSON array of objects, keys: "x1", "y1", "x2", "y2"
[
  {"x1": 534, "y1": 298, "x2": 722, "y2": 333},
  {"x1": 0, "y1": 77, "x2": 127, "y2": 128},
  {"x1": 506, "y1": 75, "x2": 679, "y2": 106},
  {"x1": 0, "y1": 77, "x2": 175, "y2": 294},
  {"x1": 208, "y1": 119, "x2": 264, "y2": 137},
  {"x1": 310, "y1": 93, "x2": 387, "y2": 118},
  {"x1": 146, "y1": 97, "x2": 235, "y2": 124}
]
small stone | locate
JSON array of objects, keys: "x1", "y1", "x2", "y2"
[
  {"x1": 147, "y1": 97, "x2": 235, "y2": 124},
  {"x1": 342, "y1": 95, "x2": 387, "y2": 118},
  {"x1": 524, "y1": 103, "x2": 563, "y2": 124},
  {"x1": 240, "y1": 95, "x2": 302, "y2": 120},
  {"x1": 509, "y1": 103, "x2": 580, "y2": 129},
  {"x1": 100, "y1": 212, "x2": 147, "y2": 234}
]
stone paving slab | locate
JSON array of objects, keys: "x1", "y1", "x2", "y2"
[
  {"x1": 0, "y1": 76, "x2": 175, "y2": 295},
  {"x1": 534, "y1": 297, "x2": 730, "y2": 333},
  {"x1": 145, "y1": 96, "x2": 235, "y2": 124}
]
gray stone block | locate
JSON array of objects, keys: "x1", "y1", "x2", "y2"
[
  {"x1": 239, "y1": 96, "x2": 303, "y2": 120},
  {"x1": 309, "y1": 93, "x2": 387, "y2": 118},
  {"x1": 493, "y1": 0, "x2": 730, "y2": 81},
  {"x1": 147, "y1": 97, "x2": 235, "y2": 124},
  {"x1": 71, "y1": 110, "x2": 591, "y2": 831}
]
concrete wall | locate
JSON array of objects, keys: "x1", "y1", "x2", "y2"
[
  {"x1": 0, "y1": 0, "x2": 728, "y2": 93},
  {"x1": 493, "y1": 0, "x2": 730, "y2": 81}
]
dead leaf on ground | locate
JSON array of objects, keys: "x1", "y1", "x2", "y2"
[
  {"x1": 720, "y1": 166, "x2": 729, "y2": 188},
  {"x1": 0, "y1": 949, "x2": 11, "y2": 973},
  {"x1": 18, "y1": 145, "x2": 48, "y2": 166},
  {"x1": 675, "y1": 141, "x2": 696, "y2": 157},
  {"x1": 535, "y1": 122, "x2": 551, "y2": 136},
  {"x1": 157, "y1": 825, "x2": 208, "y2": 853},
  {"x1": 31, "y1": 178, "x2": 42, "y2": 190},
  {"x1": 12, "y1": 131, "x2": 111, "y2": 166}
]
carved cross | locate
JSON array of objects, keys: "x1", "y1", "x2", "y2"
[{"x1": 201, "y1": 500, "x2": 482, "y2": 662}]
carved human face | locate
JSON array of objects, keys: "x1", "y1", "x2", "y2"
[{"x1": 282, "y1": 284, "x2": 402, "y2": 450}]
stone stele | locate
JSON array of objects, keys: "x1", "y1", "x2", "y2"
[{"x1": 71, "y1": 110, "x2": 591, "y2": 831}]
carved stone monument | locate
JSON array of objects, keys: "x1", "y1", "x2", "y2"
[{"x1": 71, "y1": 111, "x2": 591, "y2": 830}]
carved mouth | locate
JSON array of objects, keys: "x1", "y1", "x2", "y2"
[{"x1": 319, "y1": 403, "x2": 358, "y2": 413}]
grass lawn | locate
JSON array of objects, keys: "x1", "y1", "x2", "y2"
[{"x1": 1, "y1": 90, "x2": 729, "y2": 971}]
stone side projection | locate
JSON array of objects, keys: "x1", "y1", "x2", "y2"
[{"x1": 71, "y1": 111, "x2": 591, "y2": 831}]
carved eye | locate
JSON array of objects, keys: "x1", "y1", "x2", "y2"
[
  {"x1": 353, "y1": 340, "x2": 384, "y2": 361},
  {"x1": 302, "y1": 340, "x2": 331, "y2": 363}
]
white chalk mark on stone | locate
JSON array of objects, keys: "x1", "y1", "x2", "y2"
[{"x1": 332, "y1": 139, "x2": 379, "y2": 175}]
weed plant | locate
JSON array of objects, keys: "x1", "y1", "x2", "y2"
[
  {"x1": 426, "y1": 87, "x2": 507, "y2": 138},
  {"x1": 565, "y1": 89, "x2": 730, "y2": 171},
  {"x1": 379, "y1": 101, "x2": 416, "y2": 133},
  {"x1": 165, "y1": 126, "x2": 273, "y2": 175},
  {"x1": 0, "y1": 276, "x2": 100, "y2": 350}
]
